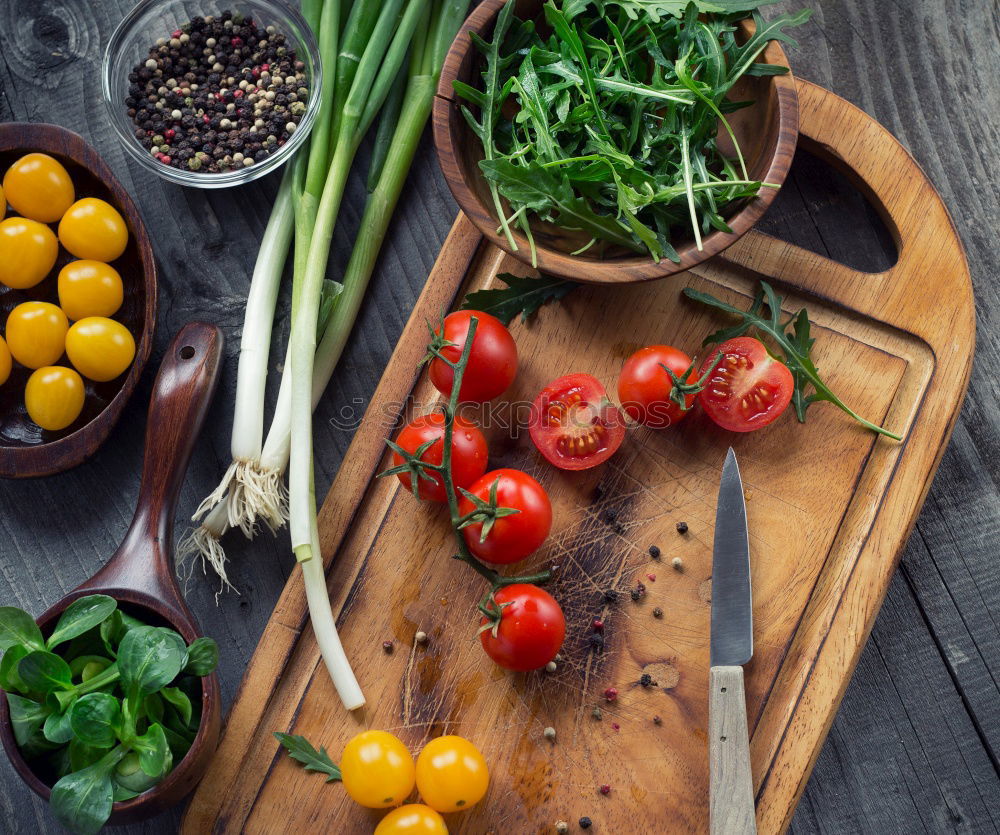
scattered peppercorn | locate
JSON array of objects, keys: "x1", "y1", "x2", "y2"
[
  {"x1": 652, "y1": 606, "x2": 663, "y2": 618},
  {"x1": 604, "y1": 687, "x2": 618, "y2": 702},
  {"x1": 603, "y1": 589, "x2": 619, "y2": 604},
  {"x1": 592, "y1": 706, "x2": 603, "y2": 720},
  {"x1": 579, "y1": 817, "x2": 593, "y2": 829},
  {"x1": 653, "y1": 715, "x2": 662, "y2": 725},
  {"x1": 414, "y1": 631, "x2": 428, "y2": 645},
  {"x1": 382, "y1": 640, "x2": 393, "y2": 654},
  {"x1": 630, "y1": 581, "x2": 646, "y2": 602},
  {"x1": 640, "y1": 673, "x2": 653, "y2": 688},
  {"x1": 611, "y1": 722, "x2": 620, "y2": 731},
  {"x1": 545, "y1": 660, "x2": 558, "y2": 673},
  {"x1": 648, "y1": 545, "x2": 660, "y2": 559},
  {"x1": 556, "y1": 822, "x2": 569, "y2": 834},
  {"x1": 126, "y1": 11, "x2": 309, "y2": 173},
  {"x1": 676, "y1": 521, "x2": 689, "y2": 534},
  {"x1": 672, "y1": 557, "x2": 683, "y2": 571},
  {"x1": 647, "y1": 573, "x2": 656, "y2": 582},
  {"x1": 543, "y1": 726, "x2": 557, "y2": 742},
  {"x1": 588, "y1": 633, "x2": 605, "y2": 652},
  {"x1": 599, "y1": 785, "x2": 611, "y2": 795},
  {"x1": 591, "y1": 618, "x2": 604, "y2": 633}
]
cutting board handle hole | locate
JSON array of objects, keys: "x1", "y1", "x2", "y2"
[
  {"x1": 756, "y1": 147, "x2": 898, "y2": 273},
  {"x1": 179, "y1": 345, "x2": 196, "y2": 360}
]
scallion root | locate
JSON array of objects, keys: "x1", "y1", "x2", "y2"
[{"x1": 176, "y1": 500, "x2": 236, "y2": 601}]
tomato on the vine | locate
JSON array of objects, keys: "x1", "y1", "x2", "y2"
[
  {"x1": 618, "y1": 344, "x2": 699, "y2": 428},
  {"x1": 480, "y1": 584, "x2": 565, "y2": 671},
  {"x1": 429, "y1": 310, "x2": 517, "y2": 403},
  {"x1": 459, "y1": 469, "x2": 551, "y2": 565},
  {"x1": 375, "y1": 805, "x2": 447, "y2": 834},
  {"x1": 415, "y1": 735, "x2": 489, "y2": 812},
  {"x1": 391, "y1": 412, "x2": 488, "y2": 502},
  {"x1": 698, "y1": 336, "x2": 793, "y2": 432},
  {"x1": 339, "y1": 730, "x2": 415, "y2": 809},
  {"x1": 528, "y1": 373, "x2": 625, "y2": 470}
]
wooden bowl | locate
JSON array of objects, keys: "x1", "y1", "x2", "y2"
[
  {"x1": 0, "y1": 323, "x2": 224, "y2": 826},
  {"x1": 434, "y1": 0, "x2": 800, "y2": 283},
  {"x1": 0, "y1": 123, "x2": 157, "y2": 477}
]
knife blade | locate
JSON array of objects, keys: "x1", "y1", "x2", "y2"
[
  {"x1": 710, "y1": 447, "x2": 752, "y2": 667},
  {"x1": 709, "y1": 447, "x2": 756, "y2": 835}
]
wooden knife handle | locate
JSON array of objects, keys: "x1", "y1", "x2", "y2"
[{"x1": 709, "y1": 665, "x2": 756, "y2": 835}]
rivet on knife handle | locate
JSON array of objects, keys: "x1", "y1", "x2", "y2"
[{"x1": 709, "y1": 665, "x2": 756, "y2": 834}]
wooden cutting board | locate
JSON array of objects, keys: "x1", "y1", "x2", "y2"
[{"x1": 181, "y1": 80, "x2": 974, "y2": 834}]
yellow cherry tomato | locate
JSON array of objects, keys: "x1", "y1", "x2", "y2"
[
  {"x1": 414, "y1": 736, "x2": 489, "y2": 813},
  {"x1": 3, "y1": 152, "x2": 75, "y2": 223},
  {"x1": 375, "y1": 805, "x2": 448, "y2": 835},
  {"x1": 25, "y1": 366, "x2": 85, "y2": 431},
  {"x1": 0, "y1": 217, "x2": 59, "y2": 289},
  {"x1": 58, "y1": 198, "x2": 128, "y2": 262},
  {"x1": 0, "y1": 335, "x2": 11, "y2": 385},
  {"x1": 64, "y1": 317, "x2": 135, "y2": 382},
  {"x1": 340, "y1": 730, "x2": 415, "y2": 809},
  {"x1": 5, "y1": 302, "x2": 69, "y2": 369},
  {"x1": 58, "y1": 260, "x2": 124, "y2": 321}
]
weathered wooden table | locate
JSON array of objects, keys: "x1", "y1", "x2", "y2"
[{"x1": 0, "y1": 1, "x2": 997, "y2": 832}]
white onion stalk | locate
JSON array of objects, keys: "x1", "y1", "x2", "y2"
[{"x1": 193, "y1": 171, "x2": 295, "y2": 536}]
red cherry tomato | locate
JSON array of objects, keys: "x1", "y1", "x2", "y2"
[
  {"x1": 480, "y1": 584, "x2": 565, "y2": 671},
  {"x1": 391, "y1": 412, "x2": 488, "y2": 502},
  {"x1": 429, "y1": 310, "x2": 517, "y2": 403},
  {"x1": 458, "y1": 469, "x2": 551, "y2": 565},
  {"x1": 617, "y1": 345, "x2": 698, "y2": 428},
  {"x1": 697, "y1": 336, "x2": 793, "y2": 432},
  {"x1": 528, "y1": 373, "x2": 625, "y2": 470}
]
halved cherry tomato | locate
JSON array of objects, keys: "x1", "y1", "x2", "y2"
[
  {"x1": 698, "y1": 336, "x2": 793, "y2": 432},
  {"x1": 429, "y1": 310, "x2": 517, "y2": 403},
  {"x1": 618, "y1": 345, "x2": 698, "y2": 429},
  {"x1": 415, "y1": 735, "x2": 489, "y2": 812},
  {"x1": 528, "y1": 373, "x2": 625, "y2": 470},
  {"x1": 458, "y1": 469, "x2": 551, "y2": 565},
  {"x1": 480, "y1": 584, "x2": 565, "y2": 671},
  {"x1": 340, "y1": 730, "x2": 415, "y2": 809},
  {"x1": 375, "y1": 805, "x2": 447, "y2": 834},
  {"x1": 391, "y1": 412, "x2": 488, "y2": 503}
]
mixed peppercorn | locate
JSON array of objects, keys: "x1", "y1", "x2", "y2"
[{"x1": 125, "y1": 11, "x2": 308, "y2": 173}]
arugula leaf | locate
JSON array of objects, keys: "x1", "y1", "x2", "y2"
[
  {"x1": 682, "y1": 281, "x2": 902, "y2": 439},
  {"x1": 463, "y1": 273, "x2": 579, "y2": 325},
  {"x1": 275, "y1": 732, "x2": 343, "y2": 782},
  {"x1": 601, "y1": 0, "x2": 781, "y2": 24}
]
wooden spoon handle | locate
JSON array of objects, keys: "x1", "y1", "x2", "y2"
[
  {"x1": 133, "y1": 322, "x2": 224, "y2": 548},
  {"x1": 709, "y1": 665, "x2": 756, "y2": 835}
]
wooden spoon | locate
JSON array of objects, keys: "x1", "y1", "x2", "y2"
[{"x1": 0, "y1": 321, "x2": 224, "y2": 825}]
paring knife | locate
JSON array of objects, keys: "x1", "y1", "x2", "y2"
[{"x1": 709, "y1": 448, "x2": 756, "y2": 835}]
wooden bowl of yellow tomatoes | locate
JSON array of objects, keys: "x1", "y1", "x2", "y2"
[{"x1": 0, "y1": 123, "x2": 156, "y2": 478}]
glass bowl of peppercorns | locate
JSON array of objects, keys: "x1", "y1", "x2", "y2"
[{"x1": 102, "y1": 0, "x2": 321, "y2": 188}]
